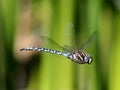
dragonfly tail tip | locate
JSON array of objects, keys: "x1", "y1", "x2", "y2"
[{"x1": 20, "y1": 48, "x2": 25, "y2": 51}]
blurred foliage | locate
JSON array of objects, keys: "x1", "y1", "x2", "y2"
[{"x1": 0, "y1": 0, "x2": 120, "y2": 90}]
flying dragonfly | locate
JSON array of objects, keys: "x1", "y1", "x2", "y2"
[{"x1": 20, "y1": 31, "x2": 97, "y2": 64}]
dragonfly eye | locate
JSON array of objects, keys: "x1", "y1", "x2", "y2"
[{"x1": 84, "y1": 54, "x2": 92, "y2": 64}]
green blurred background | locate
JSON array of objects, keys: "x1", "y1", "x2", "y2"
[{"x1": 0, "y1": 0, "x2": 120, "y2": 90}]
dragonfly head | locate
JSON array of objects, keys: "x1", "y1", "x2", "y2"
[{"x1": 84, "y1": 54, "x2": 93, "y2": 64}]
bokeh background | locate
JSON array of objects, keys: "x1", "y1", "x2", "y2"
[{"x1": 0, "y1": 0, "x2": 120, "y2": 90}]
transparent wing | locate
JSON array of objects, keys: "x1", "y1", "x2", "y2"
[
  {"x1": 79, "y1": 31, "x2": 98, "y2": 50},
  {"x1": 41, "y1": 36, "x2": 70, "y2": 52},
  {"x1": 61, "y1": 23, "x2": 76, "y2": 51}
]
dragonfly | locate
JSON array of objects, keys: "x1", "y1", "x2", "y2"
[{"x1": 20, "y1": 32, "x2": 97, "y2": 64}]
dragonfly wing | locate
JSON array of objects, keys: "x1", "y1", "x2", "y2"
[
  {"x1": 79, "y1": 31, "x2": 98, "y2": 50},
  {"x1": 61, "y1": 23, "x2": 76, "y2": 51},
  {"x1": 41, "y1": 36, "x2": 70, "y2": 52}
]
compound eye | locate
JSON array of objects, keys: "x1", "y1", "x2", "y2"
[
  {"x1": 84, "y1": 56, "x2": 89, "y2": 62},
  {"x1": 84, "y1": 54, "x2": 92, "y2": 64}
]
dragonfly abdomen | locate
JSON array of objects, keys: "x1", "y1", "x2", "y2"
[{"x1": 20, "y1": 47, "x2": 70, "y2": 56}]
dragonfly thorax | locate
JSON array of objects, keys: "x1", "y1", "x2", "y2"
[{"x1": 67, "y1": 50, "x2": 92, "y2": 64}]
